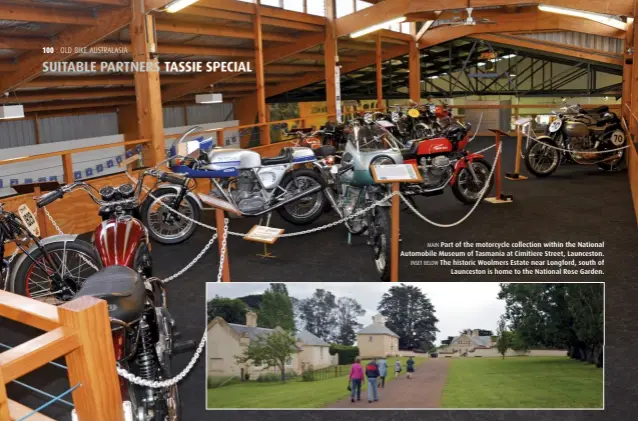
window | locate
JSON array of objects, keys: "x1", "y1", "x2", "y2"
[
  {"x1": 369, "y1": 336, "x2": 373, "y2": 342},
  {"x1": 307, "y1": 0, "x2": 325, "y2": 16},
  {"x1": 286, "y1": 357, "x2": 293, "y2": 366}
]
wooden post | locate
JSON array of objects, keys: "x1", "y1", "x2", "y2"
[
  {"x1": 0, "y1": 371, "x2": 9, "y2": 421},
  {"x1": 505, "y1": 125, "x2": 528, "y2": 181},
  {"x1": 58, "y1": 296, "x2": 124, "y2": 421},
  {"x1": 215, "y1": 208, "x2": 231, "y2": 282},
  {"x1": 34, "y1": 114, "x2": 41, "y2": 145},
  {"x1": 485, "y1": 129, "x2": 514, "y2": 204},
  {"x1": 376, "y1": 33, "x2": 384, "y2": 110},
  {"x1": 324, "y1": 0, "x2": 337, "y2": 117},
  {"x1": 254, "y1": 2, "x2": 270, "y2": 146},
  {"x1": 62, "y1": 153, "x2": 74, "y2": 185},
  {"x1": 217, "y1": 128, "x2": 225, "y2": 147},
  {"x1": 409, "y1": 23, "x2": 420, "y2": 104},
  {"x1": 391, "y1": 182, "x2": 400, "y2": 282},
  {"x1": 130, "y1": 0, "x2": 165, "y2": 166}
]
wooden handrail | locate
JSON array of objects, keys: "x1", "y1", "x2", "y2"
[{"x1": 0, "y1": 291, "x2": 124, "y2": 421}]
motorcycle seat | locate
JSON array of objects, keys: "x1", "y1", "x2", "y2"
[
  {"x1": 261, "y1": 148, "x2": 293, "y2": 166},
  {"x1": 401, "y1": 141, "x2": 420, "y2": 160},
  {"x1": 586, "y1": 105, "x2": 609, "y2": 115},
  {"x1": 313, "y1": 145, "x2": 336, "y2": 158},
  {"x1": 74, "y1": 265, "x2": 145, "y2": 324}
]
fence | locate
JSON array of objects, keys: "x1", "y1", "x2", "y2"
[
  {"x1": 302, "y1": 364, "x2": 350, "y2": 381},
  {"x1": 0, "y1": 290, "x2": 123, "y2": 421}
]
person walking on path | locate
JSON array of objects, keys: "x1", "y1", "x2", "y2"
[
  {"x1": 406, "y1": 357, "x2": 415, "y2": 379},
  {"x1": 394, "y1": 358, "x2": 402, "y2": 379},
  {"x1": 349, "y1": 357, "x2": 364, "y2": 403},
  {"x1": 365, "y1": 358, "x2": 380, "y2": 403},
  {"x1": 377, "y1": 355, "x2": 388, "y2": 388}
]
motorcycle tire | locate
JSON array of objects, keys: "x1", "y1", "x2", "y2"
[
  {"x1": 277, "y1": 168, "x2": 326, "y2": 225},
  {"x1": 451, "y1": 158, "x2": 494, "y2": 205},
  {"x1": 140, "y1": 188, "x2": 201, "y2": 245},
  {"x1": 371, "y1": 207, "x2": 391, "y2": 281},
  {"x1": 524, "y1": 138, "x2": 560, "y2": 178},
  {"x1": 12, "y1": 239, "x2": 101, "y2": 304}
]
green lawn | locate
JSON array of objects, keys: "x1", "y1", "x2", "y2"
[
  {"x1": 441, "y1": 357, "x2": 603, "y2": 408},
  {"x1": 207, "y1": 357, "x2": 424, "y2": 408}
]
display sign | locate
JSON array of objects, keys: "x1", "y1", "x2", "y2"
[
  {"x1": 119, "y1": 154, "x2": 140, "y2": 168},
  {"x1": 370, "y1": 163, "x2": 423, "y2": 183},
  {"x1": 197, "y1": 193, "x2": 242, "y2": 216},
  {"x1": 244, "y1": 225, "x2": 285, "y2": 244},
  {"x1": 17, "y1": 204, "x2": 40, "y2": 237},
  {"x1": 514, "y1": 117, "x2": 532, "y2": 127},
  {"x1": 408, "y1": 109, "x2": 420, "y2": 118}
]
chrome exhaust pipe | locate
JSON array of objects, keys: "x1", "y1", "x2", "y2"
[{"x1": 242, "y1": 184, "x2": 324, "y2": 217}]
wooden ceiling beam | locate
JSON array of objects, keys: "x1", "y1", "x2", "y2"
[
  {"x1": 474, "y1": 34, "x2": 623, "y2": 65},
  {"x1": 0, "y1": 37, "x2": 53, "y2": 50},
  {"x1": 291, "y1": 52, "x2": 358, "y2": 63},
  {"x1": 0, "y1": 6, "x2": 133, "y2": 94},
  {"x1": 24, "y1": 98, "x2": 137, "y2": 113},
  {"x1": 191, "y1": 0, "x2": 326, "y2": 25},
  {"x1": 2, "y1": 88, "x2": 136, "y2": 104},
  {"x1": 0, "y1": 4, "x2": 98, "y2": 26},
  {"x1": 73, "y1": 0, "x2": 130, "y2": 5},
  {"x1": 22, "y1": 75, "x2": 187, "y2": 88},
  {"x1": 155, "y1": 20, "x2": 293, "y2": 42}
]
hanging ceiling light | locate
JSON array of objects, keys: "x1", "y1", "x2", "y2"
[
  {"x1": 196, "y1": 93, "x2": 223, "y2": 104},
  {"x1": 350, "y1": 17, "x2": 407, "y2": 38},
  {"x1": 0, "y1": 104, "x2": 24, "y2": 120},
  {"x1": 538, "y1": 5, "x2": 627, "y2": 30},
  {"x1": 164, "y1": 0, "x2": 200, "y2": 14}
]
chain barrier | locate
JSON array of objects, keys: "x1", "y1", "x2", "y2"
[
  {"x1": 399, "y1": 142, "x2": 502, "y2": 228},
  {"x1": 216, "y1": 218, "x2": 229, "y2": 282}
]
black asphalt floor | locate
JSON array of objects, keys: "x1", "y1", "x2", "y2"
[{"x1": 1, "y1": 135, "x2": 636, "y2": 420}]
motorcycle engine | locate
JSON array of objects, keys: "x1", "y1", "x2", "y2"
[
  {"x1": 569, "y1": 136, "x2": 598, "y2": 162},
  {"x1": 231, "y1": 170, "x2": 265, "y2": 213},
  {"x1": 419, "y1": 156, "x2": 450, "y2": 184}
]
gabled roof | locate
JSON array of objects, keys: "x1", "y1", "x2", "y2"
[
  {"x1": 357, "y1": 323, "x2": 399, "y2": 338},
  {"x1": 297, "y1": 330, "x2": 329, "y2": 346},
  {"x1": 450, "y1": 334, "x2": 492, "y2": 348}
]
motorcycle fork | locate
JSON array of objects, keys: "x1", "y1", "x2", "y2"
[
  {"x1": 464, "y1": 157, "x2": 481, "y2": 184},
  {"x1": 170, "y1": 184, "x2": 188, "y2": 211}
]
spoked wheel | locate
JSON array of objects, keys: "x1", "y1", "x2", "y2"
[
  {"x1": 277, "y1": 169, "x2": 325, "y2": 225},
  {"x1": 12, "y1": 240, "x2": 101, "y2": 305},
  {"x1": 524, "y1": 139, "x2": 560, "y2": 177},
  {"x1": 141, "y1": 188, "x2": 200, "y2": 244},
  {"x1": 452, "y1": 159, "x2": 493, "y2": 204},
  {"x1": 369, "y1": 207, "x2": 391, "y2": 281}
]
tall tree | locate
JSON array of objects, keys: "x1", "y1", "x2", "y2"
[
  {"x1": 207, "y1": 297, "x2": 249, "y2": 324},
  {"x1": 441, "y1": 336, "x2": 455, "y2": 346},
  {"x1": 258, "y1": 283, "x2": 295, "y2": 331},
  {"x1": 235, "y1": 329, "x2": 297, "y2": 382},
  {"x1": 496, "y1": 315, "x2": 510, "y2": 359},
  {"x1": 298, "y1": 289, "x2": 338, "y2": 341},
  {"x1": 335, "y1": 297, "x2": 366, "y2": 345},
  {"x1": 478, "y1": 329, "x2": 494, "y2": 336},
  {"x1": 377, "y1": 284, "x2": 439, "y2": 350}
]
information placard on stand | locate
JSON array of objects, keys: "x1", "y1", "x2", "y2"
[{"x1": 244, "y1": 225, "x2": 285, "y2": 244}]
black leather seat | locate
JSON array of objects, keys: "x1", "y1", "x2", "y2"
[
  {"x1": 586, "y1": 105, "x2": 609, "y2": 114},
  {"x1": 74, "y1": 265, "x2": 145, "y2": 324},
  {"x1": 401, "y1": 141, "x2": 420, "y2": 160},
  {"x1": 262, "y1": 148, "x2": 293, "y2": 166},
  {"x1": 313, "y1": 145, "x2": 336, "y2": 158}
]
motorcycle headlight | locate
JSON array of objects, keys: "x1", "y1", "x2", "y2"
[{"x1": 391, "y1": 112, "x2": 399, "y2": 123}]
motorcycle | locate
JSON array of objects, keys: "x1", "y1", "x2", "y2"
[
  {"x1": 2, "y1": 202, "x2": 100, "y2": 304},
  {"x1": 525, "y1": 105, "x2": 626, "y2": 177},
  {"x1": 401, "y1": 122, "x2": 494, "y2": 204},
  {"x1": 315, "y1": 114, "x2": 403, "y2": 281},
  {"x1": 140, "y1": 126, "x2": 327, "y2": 244},
  {"x1": 34, "y1": 168, "x2": 193, "y2": 421}
]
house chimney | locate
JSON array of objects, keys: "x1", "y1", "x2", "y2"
[
  {"x1": 373, "y1": 314, "x2": 386, "y2": 325},
  {"x1": 246, "y1": 311, "x2": 257, "y2": 327},
  {"x1": 472, "y1": 329, "x2": 479, "y2": 337}
]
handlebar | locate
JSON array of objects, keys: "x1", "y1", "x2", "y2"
[{"x1": 35, "y1": 168, "x2": 184, "y2": 208}]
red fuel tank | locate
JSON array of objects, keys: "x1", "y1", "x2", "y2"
[
  {"x1": 94, "y1": 216, "x2": 147, "y2": 268},
  {"x1": 416, "y1": 137, "x2": 454, "y2": 155}
]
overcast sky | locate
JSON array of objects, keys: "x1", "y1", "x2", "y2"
[{"x1": 206, "y1": 283, "x2": 506, "y2": 344}]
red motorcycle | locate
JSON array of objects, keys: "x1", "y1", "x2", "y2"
[
  {"x1": 401, "y1": 122, "x2": 494, "y2": 204},
  {"x1": 35, "y1": 168, "x2": 193, "y2": 421}
]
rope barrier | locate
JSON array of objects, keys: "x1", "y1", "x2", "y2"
[
  {"x1": 16, "y1": 383, "x2": 80, "y2": 421},
  {"x1": 10, "y1": 379, "x2": 74, "y2": 408}
]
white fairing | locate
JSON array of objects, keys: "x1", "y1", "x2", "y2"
[
  {"x1": 256, "y1": 166, "x2": 288, "y2": 189},
  {"x1": 290, "y1": 147, "x2": 316, "y2": 164},
  {"x1": 205, "y1": 149, "x2": 261, "y2": 170}
]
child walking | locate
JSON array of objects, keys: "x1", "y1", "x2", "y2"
[{"x1": 394, "y1": 359, "x2": 402, "y2": 379}]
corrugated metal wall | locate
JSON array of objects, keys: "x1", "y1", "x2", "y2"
[
  {"x1": 520, "y1": 31, "x2": 624, "y2": 54},
  {"x1": 0, "y1": 103, "x2": 234, "y2": 149},
  {"x1": 39, "y1": 112, "x2": 119, "y2": 144},
  {"x1": 0, "y1": 119, "x2": 37, "y2": 148}
]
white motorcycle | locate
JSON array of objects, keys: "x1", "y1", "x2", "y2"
[{"x1": 140, "y1": 127, "x2": 328, "y2": 244}]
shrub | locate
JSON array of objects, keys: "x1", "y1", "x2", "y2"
[
  {"x1": 302, "y1": 368, "x2": 315, "y2": 382},
  {"x1": 329, "y1": 344, "x2": 359, "y2": 365}
]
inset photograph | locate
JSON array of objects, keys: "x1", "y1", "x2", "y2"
[{"x1": 205, "y1": 282, "x2": 603, "y2": 409}]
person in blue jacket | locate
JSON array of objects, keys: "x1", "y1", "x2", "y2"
[
  {"x1": 406, "y1": 356, "x2": 415, "y2": 379},
  {"x1": 365, "y1": 358, "x2": 380, "y2": 403},
  {"x1": 377, "y1": 355, "x2": 388, "y2": 388}
]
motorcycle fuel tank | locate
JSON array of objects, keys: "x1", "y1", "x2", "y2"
[
  {"x1": 563, "y1": 121, "x2": 589, "y2": 138},
  {"x1": 290, "y1": 147, "x2": 317, "y2": 164},
  {"x1": 206, "y1": 149, "x2": 261, "y2": 169},
  {"x1": 94, "y1": 216, "x2": 147, "y2": 268},
  {"x1": 417, "y1": 137, "x2": 454, "y2": 155}
]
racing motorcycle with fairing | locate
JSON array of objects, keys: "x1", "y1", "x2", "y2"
[
  {"x1": 314, "y1": 114, "x2": 404, "y2": 281},
  {"x1": 140, "y1": 126, "x2": 327, "y2": 244},
  {"x1": 33, "y1": 168, "x2": 194, "y2": 421},
  {"x1": 525, "y1": 105, "x2": 626, "y2": 177},
  {"x1": 401, "y1": 121, "x2": 494, "y2": 204}
]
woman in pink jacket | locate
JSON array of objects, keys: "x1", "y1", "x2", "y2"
[{"x1": 349, "y1": 357, "x2": 363, "y2": 403}]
